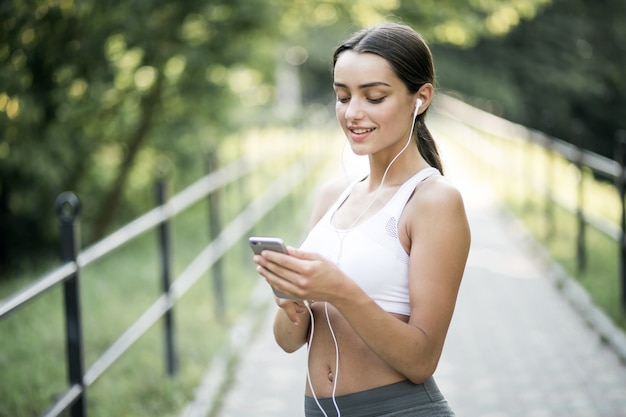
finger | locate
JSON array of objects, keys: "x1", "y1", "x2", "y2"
[
  {"x1": 285, "y1": 246, "x2": 320, "y2": 261},
  {"x1": 257, "y1": 265, "x2": 300, "y2": 300},
  {"x1": 256, "y1": 253, "x2": 301, "y2": 284},
  {"x1": 293, "y1": 302, "x2": 308, "y2": 314},
  {"x1": 278, "y1": 300, "x2": 303, "y2": 324}
]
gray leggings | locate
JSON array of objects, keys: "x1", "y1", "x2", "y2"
[{"x1": 304, "y1": 377, "x2": 455, "y2": 417}]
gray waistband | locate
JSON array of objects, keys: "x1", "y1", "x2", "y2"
[{"x1": 304, "y1": 377, "x2": 445, "y2": 417}]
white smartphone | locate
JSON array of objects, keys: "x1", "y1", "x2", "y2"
[{"x1": 248, "y1": 236, "x2": 298, "y2": 300}]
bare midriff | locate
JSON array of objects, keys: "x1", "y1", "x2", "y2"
[{"x1": 305, "y1": 301, "x2": 410, "y2": 398}]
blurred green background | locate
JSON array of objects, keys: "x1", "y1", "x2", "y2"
[
  {"x1": 1, "y1": 0, "x2": 625, "y2": 276},
  {"x1": 2, "y1": 1, "x2": 626, "y2": 416}
]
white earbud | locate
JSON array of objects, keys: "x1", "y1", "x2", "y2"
[{"x1": 414, "y1": 98, "x2": 423, "y2": 118}]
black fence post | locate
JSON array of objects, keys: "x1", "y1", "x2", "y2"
[
  {"x1": 55, "y1": 192, "x2": 86, "y2": 417},
  {"x1": 575, "y1": 155, "x2": 587, "y2": 273},
  {"x1": 572, "y1": 123, "x2": 587, "y2": 273},
  {"x1": 615, "y1": 131, "x2": 626, "y2": 310},
  {"x1": 156, "y1": 177, "x2": 177, "y2": 376},
  {"x1": 544, "y1": 139, "x2": 555, "y2": 241},
  {"x1": 207, "y1": 148, "x2": 225, "y2": 322}
]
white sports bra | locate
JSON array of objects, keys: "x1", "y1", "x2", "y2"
[{"x1": 299, "y1": 167, "x2": 440, "y2": 316}]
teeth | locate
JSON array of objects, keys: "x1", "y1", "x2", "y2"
[{"x1": 352, "y1": 128, "x2": 374, "y2": 134}]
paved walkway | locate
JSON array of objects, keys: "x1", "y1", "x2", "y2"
[{"x1": 183, "y1": 143, "x2": 626, "y2": 417}]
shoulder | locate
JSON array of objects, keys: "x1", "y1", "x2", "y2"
[
  {"x1": 405, "y1": 175, "x2": 469, "y2": 234},
  {"x1": 413, "y1": 175, "x2": 465, "y2": 211},
  {"x1": 307, "y1": 177, "x2": 352, "y2": 229}
]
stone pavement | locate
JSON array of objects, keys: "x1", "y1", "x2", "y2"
[
  {"x1": 182, "y1": 150, "x2": 626, "y2": 417},
  {"x1": 434, "y1": 187, "x2": 626, "y2": 417}
]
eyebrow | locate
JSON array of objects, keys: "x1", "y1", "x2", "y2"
[{"x1": 333, "y1": 81, "x2": 391, "y2": 89}]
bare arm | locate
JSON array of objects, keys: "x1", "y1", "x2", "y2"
[
  {"x1": 331, "y1": 179, "x2": 470, "y2": 382},
  {"x1": 257, "y1": 178, "x2": 470, "y2": 381},
  {"x1": 272, "y1": 300, "x2": 310, "y2": 353},
  {"x1": 268, "y1": 178, "x2": 349, "y2": 353}
]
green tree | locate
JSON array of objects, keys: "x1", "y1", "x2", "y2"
[
  {"x1": 0, "y1": 0, "x2": 554, "y2": 276},
  {"x1": 431, "y1": 0, "x2": 626, "y2": 158},
  {"x1": 0, "y1": 0, "x2": 282, "y2": 273},
  {"x1": 279, "y1": 0, "x2": 554, "y2": 105}
]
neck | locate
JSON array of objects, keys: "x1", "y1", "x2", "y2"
[{"x1": 366, "y1": 148, "x2": 428, "y2": 191}]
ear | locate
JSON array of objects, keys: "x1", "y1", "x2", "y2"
[{"x1": 415, "y1": 83, "x2": 434, "y2": 115}]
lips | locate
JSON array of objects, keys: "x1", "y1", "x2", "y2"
[{"x1": 348, "y1": 126, "x2": 375, "y2": 141}]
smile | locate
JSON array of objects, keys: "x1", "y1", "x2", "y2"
[{"x1": 349, "y1": 127, "x2": 375, "y2": 134}]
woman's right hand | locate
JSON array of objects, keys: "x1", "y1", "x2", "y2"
[
  {"x1": 273, "y1": 298, "x2": 311, "y2": 353},
  {"x1": 276, "y1": 298, "x2": 310, "y2": 325}
]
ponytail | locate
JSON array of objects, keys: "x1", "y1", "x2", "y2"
[{"x1": 416, "y1": 117, "x2": 443, "y2": 174}]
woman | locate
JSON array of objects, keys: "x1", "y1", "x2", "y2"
[{"x1": 253, "y1": 22, "x2": 470, "y2": 416}]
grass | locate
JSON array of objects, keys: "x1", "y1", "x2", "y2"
[
  {"x1": 0, "y1": 126, "x2": 338, "y2": 417},
  {"x1": 433, "y1": 111, "x2": 626, "y2": 332},
  {"x1": 497, "y1": 166, "x2": 626, "y2": 331}
]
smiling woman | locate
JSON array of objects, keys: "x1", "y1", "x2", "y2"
[
  {"x1": 333, "y1": 51, "x2": 422, "y2": 156},
  {"x1": 253, "y1": 22, "x2": 470, "y2": 417},
  {"x1": 332, "y1": 24, "x2": 443, "y2": 175}
]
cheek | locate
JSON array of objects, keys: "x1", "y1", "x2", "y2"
[
  {"x1": 377, "y1": 107, "x2": 401, "y2": 128},
  {"x1": 379, "y1": 108, "x2": 412, "y2": 138},
  {"x1": 335, "y1": 102, "x2": 346, "y2": 122},
  {"x1": 335, "y1": 100, "x2": 343, "y2": 113}
]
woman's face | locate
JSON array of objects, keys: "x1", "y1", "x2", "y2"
[{"x1": 333, "y1": 50, "x2": 416, "y2": 157}]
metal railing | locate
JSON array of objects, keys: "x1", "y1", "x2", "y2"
[
  {"x1": 434, "y1": 94, "x2": 626, "y2": 308},
  {"x1": 0, "y1": 143, "x2": 326, "y2": 417}
]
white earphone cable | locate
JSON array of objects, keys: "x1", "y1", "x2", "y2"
[
  {"x1": 304, "y1": 301, "x2": 341, "y2": 417},
  {"x1": 326, "y1": 302, "x2": 341, "y2": 415},
  {"x1": 304, "y1": 300, "x2": 328, "y2": 417},
  {"x1": 331, "y1": 100, "x2": 420, "y2": 256},
  {"x1": 306, "y1": 100, "x2": 421, "y2": 417}
]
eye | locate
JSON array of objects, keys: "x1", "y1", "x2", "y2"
[
  {"x1": 336, "y1": 95, "x2": 350, "y2": 104},
  {"x1": 368, "y1": 96, "x2": 386, "y2": 104}
]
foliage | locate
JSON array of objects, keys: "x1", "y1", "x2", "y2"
[
  {"x1": 0, "y1": 0, "x2": 283, "y2": 273},
  {"x1": 0, "y1": 126, "x2": 320, "y2": 417},
  {"x1": 0, "y1": 0, "x2": 558, "y2": 276},
  {"x1": 431, "y1": 0, "x2": 626, "y2": 159},
  {"x1": 281, "y1": 0, "x2": 553, "y2": 105}
]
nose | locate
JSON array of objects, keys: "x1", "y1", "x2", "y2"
[{"x1": 343, "y1": 99, "x2": 363, "y2": 121}]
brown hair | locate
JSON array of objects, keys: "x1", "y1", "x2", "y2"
[{"x1": 333, "y1": 22, "x2": 443, "y2": 173}]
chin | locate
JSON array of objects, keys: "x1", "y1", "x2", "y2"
[{"x1": 348, "y1": 143, "x2": 370, "y2": 156}]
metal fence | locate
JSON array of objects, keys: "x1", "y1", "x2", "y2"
[
  {"x1": 0, "y1": 143, "x2": 326, "y2": 417},
  {"x1": 434, "y1": 94, "x2": 626, "y2": 309}
]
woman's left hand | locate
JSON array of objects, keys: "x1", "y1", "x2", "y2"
[{"x1": 253, "y1": 246, "x2": 347, "y2": 302}]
